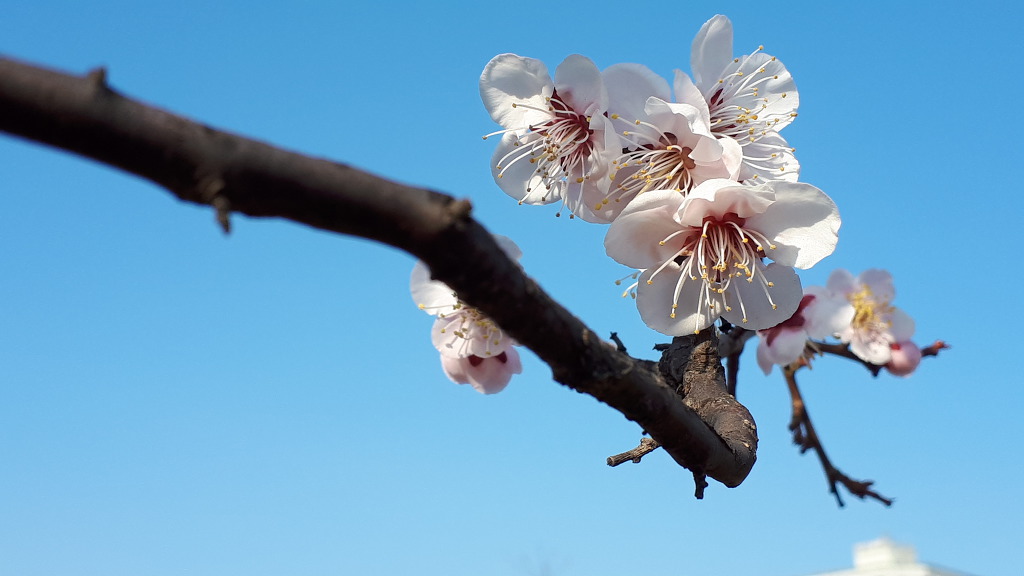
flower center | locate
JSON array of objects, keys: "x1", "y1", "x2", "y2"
[
  {"x1": 709, "y1": 46, "x2": 795, "y2": 137},
  {"x1": 647, "y1": 213, "x2": 779, "y2": 332},
  {"x1": 437, "y1": 303, "x2": 507, "y2": 357},
  {"x1": 596, "y1": 126, "x2": 700, "y2": 211},
  {"x1": 488, "y1": 89, "x2": 596, "y2": 204},
  {"x1": 847, "y1": 286, "x2": 894, "y2": 331}
]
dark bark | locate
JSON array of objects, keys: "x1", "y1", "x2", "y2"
[{"x1": 0, "y1": 56, "x2": 758, "y2": 491}]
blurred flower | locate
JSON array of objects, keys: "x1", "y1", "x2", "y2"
[
  {"x1": 440, "y1": 349, "x2": 522, "y2": 395},
  {"x1": 826, "y1": 268, "x2": 915, "y2": 365},
  {"x1": 755, "y1": 286, "x2": 854, "y2": 374},
  {"x1": 410, "y1": 235, "x2": 523, "y2": 393},
  {"x1": 604, "y1": 179, "x2": 840, "y2": 335},
  {"x1": 480, "y1": 54, "x2": 619, "y2": 221},
  {"x1": 677, "y1": 14, "x2": 800, "y2": 183}
]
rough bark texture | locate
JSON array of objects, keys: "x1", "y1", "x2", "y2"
[{"x1": 0, "y1": 56, "x2": 758, "y2": 491}]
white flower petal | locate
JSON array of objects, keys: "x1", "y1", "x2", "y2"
[
  {"x1": 410, "y1": 261, "x2": 458, "y2": 314},
  {"x1": 672, "y1": 70, "x2": 710, "y2": 125},
  {"x1": 554, "y1": 54, "x2": 607, "y2": 114},
  {"x1": 737, "y1": 130, "x2": 800, "y2": 183},
  {"x1": 440, "y1": 350, "x2": 521, "y2": 394},
  {"x1": 826, "y1": 268, "x2": 857, "y2": 296},
  {"x1": 677, "y1": 179, "x2": 774, "y2": 226},
  {"x1": 802, "y1": 285, "x2": 855, "y2": 339},
  {"x1": 850, "y1": 332, "x2": 893, "y2": 365},
  {"x1": 637, "y1": 264, "x2": 721, "y2": 335},
  {"x1": 757, "y1": 327, "x2": 809, "y2": 374},
  {"x1": 604, "y1": 63, "x2": 671, "y2": 123},
  {"x1": 691, "y1": 15, "x2": 735, "y2": 91},
  {"x1": 746, "y1": 181, "x2": 840, "y2": 269},
  {"x1": 479, "y1": 54, "x2": 552, "y2": 129},
  {"x1": 604, "y1": 189, "x2": 687, "y2": 269},
  {"x1": 490, "y1": 133, "x2": 557, "y2": 204},
  {"x1": 889, "y1": 307, "x2": 916, "y2": 341},
  {"x1": 860, "y1": 269, "x2": 895, "y2": 303},
  {"x1": 721, "y1": 261, "x2": 802, "y2": 330}
]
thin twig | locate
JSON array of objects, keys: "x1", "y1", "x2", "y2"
[
  {"x1": 607, "y1": 437, "x2": 660, "y2": 466},
  {"x1": 783, "y1": 363, "x2": 893, "y2": 507}
]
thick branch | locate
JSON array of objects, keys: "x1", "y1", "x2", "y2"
[{"x1": 0, "y1": 56, "x2": 757, "y2": 488}]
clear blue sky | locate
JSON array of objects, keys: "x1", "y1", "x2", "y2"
[{"x1": 2, "y1": 2, "x2": 1020, "y2": 575}]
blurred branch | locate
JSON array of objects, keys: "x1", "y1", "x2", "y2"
[
  {"x1": 0, "y1": 56, "x2": 758, "y2": 492},
  {"x1": 815, "y1": 339, "x2": 949, "y2": 376},
  {"x1": 783, "y1": 362, "x2": 893, "y2": 507}
]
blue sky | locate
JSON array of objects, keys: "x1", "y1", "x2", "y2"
[{"x1": 1, "y1": 1, "x2": 1021, "y2": 575}]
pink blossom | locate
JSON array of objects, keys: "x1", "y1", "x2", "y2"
[
  {"x1": 825, "y1": 269, "x2": 915, "y2": 366},
  {"x1": 440, "y1": 349, "x2": 523, "y2": 395}
]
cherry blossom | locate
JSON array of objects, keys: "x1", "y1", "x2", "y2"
[
  {"x1": 480, "y1": 53, "x2": 620, "y2": 221},
  {"x1": 825, "y1": 268, "x2": 916, "y2": 366},
  {"x1": 755, "y1": 286, "x2": 854, "y2": 374},
  {"x1": 677, "y1": 14, "x2": 800, "y2": 183},
  {"x1": 410, "y1": 235, "x2": 523, "y2": 393},
  {"x1": 604, "y1": 179, "x2": 840, "y2": 335}
]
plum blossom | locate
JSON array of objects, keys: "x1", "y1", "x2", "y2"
[
  {"x1": 677, "y1": 15, "x2": 800, "y2": 183},
  {"x1": 604, "y1": 178, "x2": 840, "y2": 336},
  {"x1": 590, "y1": 83, "x2": 742, "y2": 222},
  {"x1": 480, "y1": 54, "x2": 620, "y2": 221},
  {"x1": 755, "y1": 286, "x2": 854, "y2": 374},
  {"x1": 824, "y1": 268, "x2": 916, "y2": 366},
  {"x1": 410, "y1": 236, "x2": 523, "y2": 394}
]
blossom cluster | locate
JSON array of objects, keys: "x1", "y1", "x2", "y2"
[
  {"x1": 479, "y1": 15, "x2": 840, "y2": 337},
  {"x1": 755, "y1": 268, "x2": 923, "y2": 376},
  {"x1": 411, "y1": 14, "x2": 926, "y2": 394}
]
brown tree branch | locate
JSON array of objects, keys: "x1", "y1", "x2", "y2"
[
  {"x1": 783, "y1": 363, "x2": 893, "y2": 507},
  {"x1": 0, "y1": 56, "x2": 758, "y2": 491},
  {"x1": 606, "y1": 329, "x2": 759, "y2": 498}
]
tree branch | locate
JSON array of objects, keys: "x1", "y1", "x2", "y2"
[
  {"x1": 0, "y1": 56, "x2": 758, "y2": 490},
  {"x1": 783, "y1": 363, "x2": 893, "y2": 507}
]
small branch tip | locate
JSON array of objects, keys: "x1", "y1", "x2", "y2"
[
  {"x1": 86, "y1": 67, "x2": 108, "y2": 90},
  {"x1": 450, "y1": 198, "x2": 473, "y2": 219}
]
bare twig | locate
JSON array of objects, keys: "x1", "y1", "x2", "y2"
[
  {"x1": 783, "y1": 363, "x2": 893, "y2": 507},
  {"x1": 0, "y1": 55, "x2": 759, "y2": 492},
  {"x1": 607, "y1": 437, "x2": 660, "y2": 466}
]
